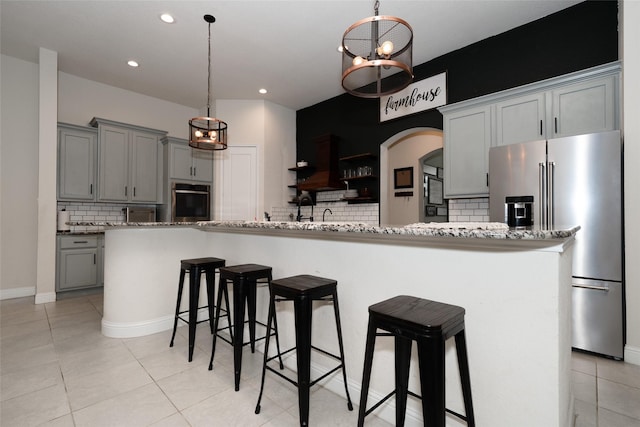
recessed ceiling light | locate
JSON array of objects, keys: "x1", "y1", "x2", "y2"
[
  {"x1": 160, "y1": 13, "x2": 175, "y2": 24},
  {"x1": 127, "y1": 60, "x2": 139, "y2": 68},
  {"x1": 259, "y1": 88, "x2": 267, "y2": 94}
]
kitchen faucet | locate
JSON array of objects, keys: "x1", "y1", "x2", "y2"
[
  {"x1": 296, "y1": 193, "x2": 314, "y2": 222},
  {"x1": 322, "y1": 208, "x2": 333, "y2": 222}
]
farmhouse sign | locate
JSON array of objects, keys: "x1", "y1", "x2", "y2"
[{"x1": 379, "y1": 72, "x2": 447, "y2": 122}]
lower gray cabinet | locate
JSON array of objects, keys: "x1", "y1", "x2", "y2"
[{"x1": 56, "y1": 234, "x2": 104, "y2": 292}]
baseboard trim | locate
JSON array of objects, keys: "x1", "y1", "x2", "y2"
[
  {"x1": 0, "y1": 286, "x2": 35, "y2": 301},
  {"x1": 101, "y1": 308, "x2": 210, "y2": 338},
  {"x1": 624, "y1": 344, "x2": 640, "y2": 366},
  {"x1": 35, "y1": 291, "x2": 56, "y2": 304}
]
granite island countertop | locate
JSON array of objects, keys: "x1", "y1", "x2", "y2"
[{"x1": 70, "y1": 220, "x2": 579, "y2": 241}]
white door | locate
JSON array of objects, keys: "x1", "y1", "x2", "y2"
[{"x1": 213, "y1": 146, "x2": 258, "y2": 220}]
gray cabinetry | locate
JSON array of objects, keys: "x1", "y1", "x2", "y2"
[
  {"x1": 91, "y1": 117, "x2": 167, "y2": 203},
  {"x1": 57, "y1": 123, "x2": 97, "y2": 201},
  {"x1": 495, "y1": 93, "x2": 546, "y2": 146},
  {"x1": 439, "y1": 62, "x2": 620, "y2": 198},
  {"x1": 164, "y1": 137, "x2": 214, "y2": 183},
  {"x1": 56, "y1": 234, "x2": 103, "y2": 292},
  {"x1": 550, "y1": 75, "x2": 617, "y2": 138},
  {"x1": 443, "y1": 104, "x2": 492, "y2": 198}
]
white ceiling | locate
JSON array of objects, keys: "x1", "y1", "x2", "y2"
[{"x1": 1, "y1": 0, "x2": 580, "y2": 111}]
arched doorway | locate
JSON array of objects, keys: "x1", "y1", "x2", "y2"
[{"x1": 380, "y1": 128, "x2": 443, "y2": 226}]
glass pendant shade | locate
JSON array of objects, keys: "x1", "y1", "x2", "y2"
[{"x1": 341, "y1": 3, "x2": 413, "y2": 98}]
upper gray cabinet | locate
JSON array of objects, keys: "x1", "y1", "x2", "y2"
[
  {"x1": 162, "y1": 136, "x2": 214, "y2": 183},
  {"x1": 439, "y1": 62, "x2": 620, "y2": 198},
  {"x1": 57, "y1": 123, "x2": 98, "y2": 201},
  {"x1": 91, "y1": 118, "x2": 167, "y2": 203}
]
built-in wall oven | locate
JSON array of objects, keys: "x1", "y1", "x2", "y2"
[{"x1": 172, "y1": 183, "x2": 210, "y2": 222}]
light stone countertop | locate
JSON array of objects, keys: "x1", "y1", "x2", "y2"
[{"x1": 69, "y1": 220, "x2": 580, "y2": 241}]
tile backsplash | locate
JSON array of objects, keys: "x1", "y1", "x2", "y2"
[
  {"x1": 447, "y1": 198, "x2": 490, "y2": 222},
  {"x1": 57, "y1": 201, "x2": 127, "y2": 232}
]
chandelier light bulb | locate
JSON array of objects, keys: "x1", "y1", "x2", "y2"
[
  {"x1": 209, "y1": 130, "x2": 217, "y2": 138},
  {"x1": 352, "y1": 56, "x2": 365, "y2": 66},
  {"x1": 195, "y1": 130, "x2": 204, "y2": 138},
  {"x1": 377, "y1": 40, "x2": 394, "y2": 56}
]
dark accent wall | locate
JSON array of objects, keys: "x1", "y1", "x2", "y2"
[{"x1": 295, "y1": 0, "x2": 618, "y2": 196}]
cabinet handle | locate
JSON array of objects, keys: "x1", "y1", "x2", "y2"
[
  {"x1": 540, "y1": 120, "x2": 543, "y2": 135},
  {"x1": 133, "y1": 187, "x2": 136, "y2": 197},
  {"x1": 555, "y1": 117, "x2": 558, "y2": 134},
  {"x1": 90, "y1": 183, "x2": 93, "y2": 195},
  {"x1": 94, "y1": 254, "x2": 96, "y2": 264},
  {"x1": 125, "y1": 186, "x2": 127, "y2": 196},
  {"x1": 190, "y1": 166, "x2": 193, "y2": 176},
  {"x1": 73, "y1": 240, "x2": 88, "y2": 244},
  {"x1": 486, "y1": 173, "x2": 489, "y2": 187},
  {"x1": 193, "y1": 167, "x2": 196, "y2": 176}
]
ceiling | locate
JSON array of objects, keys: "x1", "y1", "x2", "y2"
[{"x1": 1, "y1": 0, "x2": 581, "y2": 111}]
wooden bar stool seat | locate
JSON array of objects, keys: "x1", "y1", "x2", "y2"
[
  {"x1": 357, "y1": 295, "x2": 475, "y2": 427},
  {"x1": 255, "y1": 274, "x2": 353, "y2": 427},
  {"x1": 169, "y1": 257, "x2": 226, "y2": 362},
  {"x1": 208, "y1": 263, "x2": 281, "y2": 391}
]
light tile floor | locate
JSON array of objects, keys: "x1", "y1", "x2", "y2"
[{"x1": 1, "y1": 293, "x2": 639, "y2": 426}]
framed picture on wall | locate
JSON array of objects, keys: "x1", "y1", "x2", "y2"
[
  {"x1": 394, "y1": 167, "x2": 413, "y2": 189},
  {"x1": 428, "y1": 177, "x2": 443, "y2": 205}
]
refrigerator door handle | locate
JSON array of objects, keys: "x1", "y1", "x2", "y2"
[
  {"x1": 539, "y1": 162, "x2": 547, "y2": 229},
  {"x1": 573, "y1": 283, "x2": 610, "y2": 292},
  {"x1": 548, "y1": 161, "x2": 555, "y2": 229}
]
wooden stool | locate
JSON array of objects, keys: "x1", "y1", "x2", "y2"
[
  {"x1": 357, "y1": 295, "x2": 475, "y2": 427},
  {"x1": 255, "y1": 274, "x2": 353, "y2": 427},
  {"x1": 169, "y1": 257, "x2": 226, "y2": 362},
  {"x1": 208, "y1": 264, "x2": 280, "y2": 391}
]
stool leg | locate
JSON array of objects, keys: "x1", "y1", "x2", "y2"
[
  {"x1": 209, "y1": 279, "x2": 227, "y2": 370},
  {"x1": 331, "y1": 290, "x2": 353, "y2": 410},
  {"x1": 395, "y1": 336, "x2": 412, "y2": 427},
  {"x1": 417, "y1": 337, "x2": 446, "y2": 427},
  {"x1": 271, "y1": 298, "x2": 284, "y2": 369},
  {"x1": 187, "y1": 267, "x2": 202, "y2": 362},
  {"x1": 247, "y1": 279, "x2": 257, "y2": 353},
  {"x1": 222, "y1": 280, "x2": 234, "y2": 343},
  {"x1": 255, "y1": 292, "x2": 276, "y2": 415},
  {"x1": 294, "y1": 295, "x2": 313, "y2": 427},
  {"x1": 169, "y1": 268, "x2": 186, "y2": 347},
  {"x1": 357, "y1": 318, "x2": 377, "y2": 427},
  {"x1": 233, "y1": 276, "x2": 248, "y2": 391},
  {"x1": 455, "y1": 330, "x2": 475, "y2": 427},
  {"x1": 205, "y1": 270, "x2": 216, "y2": 334}
]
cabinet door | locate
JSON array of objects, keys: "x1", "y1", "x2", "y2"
[
  {"x1": 58, "y1": 127, "x2": 96, "y2": 200},
  {"x1": 130, "y1": 131, "x2": 158, "y2": 202},
  {"x1": 58, "y1": 249, "x2": 98, "y2": 290},
  {"x1": 192, "y1": 149, "x2": 214, "y2": 182},
  {"x1": 551, "y1": 75, "x2": 616, "y2": 138},
  {"x1": 169, "y1": 144, "x2": 193, "y2": 181},
  {"x1": 495, "y1": 93, "x2": 545, "y2": 146},
  {"x1": 443, "y1": 105, "x2": 492, "y2": 198},
  {"x1": 98, "y1": 125, "x2": 129, "y2": 201}
]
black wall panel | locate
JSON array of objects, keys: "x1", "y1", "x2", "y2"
[{"x1": 295, "y1": 0, "x2": 618, "y2": 197}]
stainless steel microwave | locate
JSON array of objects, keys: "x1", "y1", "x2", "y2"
[
  {"x1": 125, "y1": 206, "x2": 156, "y2": 223},
  {"x1": 172, "y1": 183, "x2": 210, "y2": 222}
]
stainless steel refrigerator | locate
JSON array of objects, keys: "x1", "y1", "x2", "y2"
[{"x1": 489, "y1": 130, "x2": 624, "y2": 359}]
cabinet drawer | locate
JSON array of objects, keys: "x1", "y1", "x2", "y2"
[{"x1": 59, "y1": 235, "x2": 99, "y2": 249}]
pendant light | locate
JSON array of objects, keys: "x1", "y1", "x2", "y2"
[
  {"x1": 189, "y1": 14, "x2": 227, "y2": 150},
  {"x1": 341, "y1": 0, "x2": 413, "y2": 98}
]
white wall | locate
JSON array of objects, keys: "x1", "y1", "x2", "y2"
[
  {"x1": 0, "y1": 55, "x2": 39, "y2": 297},
  {"x1": 58, "y1": 72, "x2": 197, "y2": 136},
  {"x1": 216, "y1": 99, "x2": 295, "y2": 217},
  {"x1": 383, "y1": 130, "x2": 443, "y2": 226},
  {"x1": 622, "y1": 0, "x2": 640, "y2": 365}
]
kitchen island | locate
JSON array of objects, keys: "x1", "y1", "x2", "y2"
[{"x1": 99, "y1": 221, "x2": 578, "y2": 427}]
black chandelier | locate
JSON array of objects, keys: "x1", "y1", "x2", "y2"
[{"x1": 189, "y1": 14, "x2": 228, "y2": 150}]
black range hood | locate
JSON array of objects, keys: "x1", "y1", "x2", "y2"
[{"x1": 297, "y1": 134, "x2": 345, "y2": 191}]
